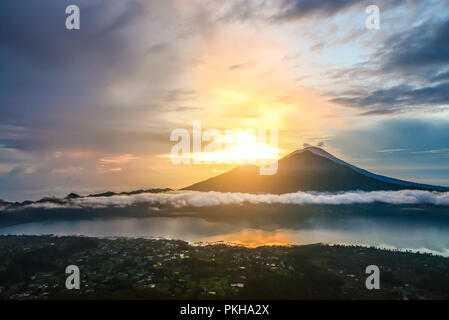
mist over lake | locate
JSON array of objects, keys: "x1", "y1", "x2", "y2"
[{"x1": 2, "y1": 200, "x2": 448, "y2": 256}]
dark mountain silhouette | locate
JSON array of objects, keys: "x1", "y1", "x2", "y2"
[
  {"x1": 0, "y1": 188, "x2": 173, "y2": 209},
  {"x1": 86, "y1": 188, "x2": 172, "y2": 198},
  {"x1": 65, "y1": 193, "x2": 81, "y2": 199},
  {"x1": 184, "y1": 147, "x2": 448, "y2": 193}
]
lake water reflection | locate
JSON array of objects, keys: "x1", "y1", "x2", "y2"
[{"x1": 1, "y1": 214, "x2": 449, "y2": 256}]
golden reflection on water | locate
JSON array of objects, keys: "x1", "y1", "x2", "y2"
[
  {"x1": 198, "y1": 241, "x2": 293, "y2": 248},
  {"x1": 197, "y1": 228, "x2": 299, "y2": 248}
]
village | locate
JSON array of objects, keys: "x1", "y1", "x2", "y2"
[{"x1": 0, "y1": 235, "x2": 448, "y2": 299}]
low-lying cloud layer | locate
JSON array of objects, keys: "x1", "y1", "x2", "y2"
[{"x1": 5, "y1": 190, "x2": 449, "y2": 211}]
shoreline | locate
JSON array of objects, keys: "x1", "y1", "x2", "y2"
[{"x1": 1, "y1": 232, "x2": 449, "y2": 258}]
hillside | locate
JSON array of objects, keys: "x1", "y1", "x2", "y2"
[{"x1": 184, "y1": 147, "x2": 448, "y2": 193}]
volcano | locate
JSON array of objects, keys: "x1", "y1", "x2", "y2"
[{"x1": 184, "y1": 146, "x2": 448, "y2": 193}]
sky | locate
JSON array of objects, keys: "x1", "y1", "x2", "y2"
[{"x1": 1, "y1": 0, "x2": 449, "y2": 201}]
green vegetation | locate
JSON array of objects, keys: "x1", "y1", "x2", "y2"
[{"x1": 0, "y1": 235, "x2": 448, "y2": 299}]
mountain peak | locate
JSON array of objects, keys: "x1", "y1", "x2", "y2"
[
  {"x1": 185, "y1": 147, "x2": 448, "y2": 193},
  {"x1": 286, "y1": 146, "x2": 326, "y2": 157},
  {"x1": 284, "y1": 146, "x2": 344, "y2": 165}
]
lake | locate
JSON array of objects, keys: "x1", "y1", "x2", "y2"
[{"x1": 1, "y1": 204, "x2": 449, "y2": 256}]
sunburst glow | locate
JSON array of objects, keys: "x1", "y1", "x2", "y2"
[{"x1": 167, "y1": 131, "x2": 283, "y2": 165}]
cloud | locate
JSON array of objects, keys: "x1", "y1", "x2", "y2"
[
  {"x1": 376, "y1": 149, "x2": 407, "y2": 153},
  {"x1": 303, "y1": 142, "x2": 325, "y2": 148},
  {"x1": 271, "y1": 0, "x2": 362, "y2": 21},
  {"x1": 310, "y1": 42, "x2": 324, "y2": 52},
  {"x1": 98, "y1": 154, "x2": 140, "y2": 164},
  {"x1": 381, "y1": 18, "x2": 449, "y2": 73},
  {"x1": 410, "y1": 148, "x2": 449, "y2": 154},
  {"x1": 0, "y1": 0, "x2": 205, "y2": 200},
  {"x1": 331, "y1": 82, "x2": 449, "y2": 114},
  {"x1": 431, "y1": 71, "x2": 449, "y2": 82},
  {"x1": 0, "y1": 0, "x2": 195, "y2": 154},
  {"x1": 0, "y1": 0, "x2": 145, "y2": 124},
  {"x1": 5, "y1": 189, "x2": 449, "y2": 211},
  {"x1": 227, "y1": 60, "x2": 256, "y2": 71},
  {"x1": 96, "y1": 154, "x2": 140, "y2": 173},
  {"x1": 212, "y1": 0, "x2": 404, "y2": 25},
  {"x1": 1, "y1": 0, "x2": 448, "y2": 201},
  {"x1": 327, "y1": 8, "x2": 449, "y2": 114}
]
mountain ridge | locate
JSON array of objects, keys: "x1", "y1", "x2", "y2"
[
  {"x1": 184, "y1": 147, "x2": 449, "y2": 193},
  {"x1": 1, "y1": 148, "x2": 447, "y2": 206}
]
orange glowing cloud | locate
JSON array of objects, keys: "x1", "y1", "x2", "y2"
[{"x1": 97, "y1": 154, "x2": 140, "y2": 174}]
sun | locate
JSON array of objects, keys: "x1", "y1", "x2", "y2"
[
  {"x1": 165, "y1": 130, "x2": 283, "y2": 166},
  {"x1": 192, "y1": 130, "x2": 283, "y2": 165}
]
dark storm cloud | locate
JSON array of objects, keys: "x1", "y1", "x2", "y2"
[
  {"x1": 217, "y1": 0, "x2": 404, "y2": 24},
  {"x1": 0, "y1": 0, "x2": 185, "y2": 154},
  {"x1": 331, "y1": 82, "x2": 449, "y2": 114},
  {"x1": 268, "y1": 0, "x2": 407, "y2": 21},
  {"x1": 0, "y1": 0, "x2": 149, "y2": 149},
  {"x1": 0, "y1": 0, "x2": 191, "y2": 201},
  {"x1": 381, "y1": 18, "x2": 449, "y2": 73},
  {"x1": 431, "y1": 71, "x2": 449, "y2": 83},
  {"x1": 0, "y1": 1, "x2": 143, "y2": 66},
  {"x1": 0, "y1": 0, "x2": 145, "y2": 117},
  {"x1": 272, "y1": 0, "x2": 362, "y2": 21},
  {"x1": 330, "y1": 13, "x2": 449, "y2": 114}
]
